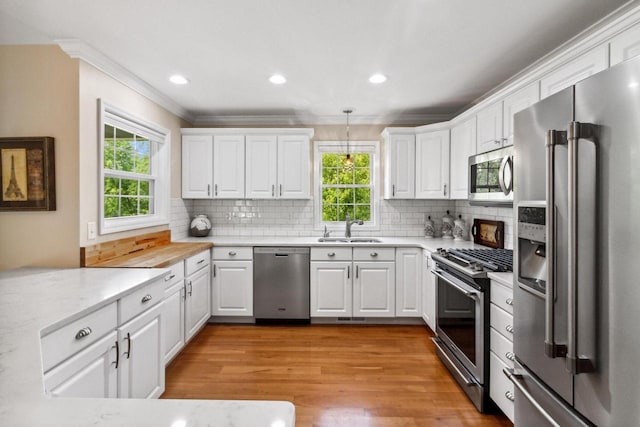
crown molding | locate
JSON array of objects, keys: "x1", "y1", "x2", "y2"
[
  {"x1": 192, "y1": 112, "x2": 452, "y2": 126},
  {"x1": 56, "y1": 39, "x2": 195, "y2": 123}
]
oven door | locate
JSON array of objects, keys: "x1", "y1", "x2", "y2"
[
  {"x1": 468, "y1": 146, "x2": 513, "y2": 206},
  {"x1": 434, "y1": 267, "x2": 485, "y2": 383}
]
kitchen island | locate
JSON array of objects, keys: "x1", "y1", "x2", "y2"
[{"x1": 0, "y1": 267, "x2": 294, "y2": 427}]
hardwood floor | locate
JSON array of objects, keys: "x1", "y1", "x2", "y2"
[{"x1": 163, "y1": 324, "x2": 513, "y2": 427}]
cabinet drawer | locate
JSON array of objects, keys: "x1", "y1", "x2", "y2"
[
  {"x1": 186, "y1": 249, "x2": 211, "y2": 275},
  {"x1": 41, "y1": 301, "x2": 117, "y2": 372},
  {"x1": 311, "y1": 247, "x2": 352, "y2": 261},
  {"x1": 490, "y1": 327, "x2": 515, "y2": 368},
  {"x1": 489, "y1": 351, "x2": 515, "y2": 422},
  {"x1": 353, "y1": 247, "x2": 395, "y2": 261},
  {"x1": 119, "y1": 278, "x2": 164, "y2": 325},
  {"x1": 163, "y1": 262, "x2": 185, "y2": 289},
  {"x1": 212, "y1": 247, "x2": 252, "y2": 261},
  {"x1": 490, "y1": 303, "x2": 514, "y2": 342},
  {"x1": 491, "y1": 281, "x2": 513, "y2": 314}
]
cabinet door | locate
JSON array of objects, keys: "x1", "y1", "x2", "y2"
[
  {"x1": 540, "y1": 44, "x2": 608, "y2": 99},
  {"x1": 476, "y1": 101, "x2": 504, "y2": 154},
  {"x1": 610, "y1": 22, "x2": 640, "y2": 66},
  {"x1": 213, "y1": 135, "x2": 245, "y2": 199},
  {"x1": 185, "y1": 266, "x2": 211, "y2": 341},
  {"x1": 310, "y1": 261, "x2": 352, "y2": 317},
  {"x1": 118, "y1": 302, "x2": 164, "y2": 399},
  {"x1": 353, "y1": 262, "x2": 395, "y2": 317},
  {"x1": 384, "y1": 134, "x2": 415, "y2": 199},
  {"x1": 415, "y1": 130, "x2": 450, "y2": 199},
  {"x1": 163, "y1": 282, "x2": 185, "y2": 365},
  {"x1": 395, "y1": 249, "x2": 422, "y2": 317},
  {"x1": 212, "y1": 260, "x2": 253, "y2": 316},
  {"x1": 44, "y1": 331, "x2": 118, "y2": 398},
  {"x1": 449, "y1": 117, "x2": 476, "y2": 199},
  {"x1": 245, "y1": 135, "x2": 277, "y2": 199},
  {"x1": 277, "y1": 135, "x2": 310, "y2": 199},
  {"x1": 502, "y1": 82, "x2": 540, "y2": 146},
  {"x1": 422, "y1": 251, "x2": 436, "y2": 331},
  {"x1": 182, "y1": 134, "x2": 213, "y2": 199}
]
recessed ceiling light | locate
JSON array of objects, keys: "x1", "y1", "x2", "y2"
[
  {"x1": 169, "y1": 74, "x2": 189, "y2": 85},
  {"x1": 369, "y1": 74, "x2": 387, "y2": 84},
  {"x1": 269, "y1": 74, "x2": 287, "y2": 85}
]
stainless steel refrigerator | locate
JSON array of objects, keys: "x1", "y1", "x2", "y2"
[{"x1": 510, "y1": 55, "x2": 640, "y2": 426}]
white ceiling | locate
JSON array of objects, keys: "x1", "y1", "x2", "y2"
[{"x1": 0, "y1": 0, "x2": 632, "y2": 124}]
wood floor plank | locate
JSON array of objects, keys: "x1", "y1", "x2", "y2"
[{"x1": 163, "y1": 324, "x2": 512, "y2": 427}]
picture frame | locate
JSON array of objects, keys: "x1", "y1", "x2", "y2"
[{"x1": 0, "y1": 137, "x2": 56, "y2": 211}]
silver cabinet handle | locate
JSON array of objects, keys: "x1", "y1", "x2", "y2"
[
  {"x1": 112, "y1": 340, "x2": 120, "y2": 368},
  {"x1": 443, "y1": 183, "x2": 447, "y2": 196},
  {"x1": 124, "y1": 332, "x2": 131, "y2": 359},
  {"x1": 182, "y1": 284, "x2": 187, "y2": 300},
  {"x1": 370, "y1": 252, "x2": 378, "y2": 257},
  {"x1": 214, "y1": 184, "x2": 218, "y2": 196},
  {"x1": 505, "y1": 325, "x2": 514, "y2": 334},
  {"x1": 505, "y1": 297, "x2": 513, "y2": 306},
  {"x1": 164, "y1": 273, "x2": 176, "y2": 282},
  {"x1": 279, "y1": 184, "x2": 282, "y2": 196},
  {"x1": 506, "y1": 351, "x2": 515, "y2": 361},
  {"x1": 207, "y1": 184, "x2": 210, "y2": 196},
  {"x1": 271, "y1": 185, "x2": 275, "y2": 197},
  {"x1": 392, "y1": 184, "x2": 395, "y2": 197},
  {"x1": 327, "y1": 252, "x2": 335, "y2": 257},
  {"x1": 75, "y1": 327, "x2": 92, "y2": 340},
  {"x1": 228, "y1": 251, "x2": 237, "y2": 256},
  {"x1": 504, "y1": 368, "x2": 561, "y2": 427},
  {"x1": 347, "y1": 265, "x2": 350, "y2": 279},
  {"x1": 213, "y1": 264, "x2": 216, "y2": 277},
  {"x1": 494, "y1": 139, "x2": 502, "y2": 144},
  {"x1": 505, "y1": 391, "x2": 515, "y2": 402},
  {"x1": 188, "y1": 281, "x2": 193, "y2": 296},
  {"x1": 356, "y1": 265, "x2": 359, "y2": 279},
  {"x1": 197, "y1": 259, "x2": 205, "y2": 264},
  {"x1": 141, "y1": 294, "x2": 152, "y2": 303}
]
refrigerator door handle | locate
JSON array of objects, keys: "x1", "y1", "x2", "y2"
[
  {"x1": 566, "y1": 121, "x2": 597, "y2": 374},
  {"x1": 545, "y1": 129, "x2": 568, "y2": 359},
  {"x1": 498, "y1": 154, "x2": 513, "y2": 195},
  {"x1": 504, "y1": 368, "x2": 562, "y2": 427}
]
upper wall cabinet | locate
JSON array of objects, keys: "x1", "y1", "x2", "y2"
[
  {"x1": 277, "y1": 135, "x2": 311, "y2": 199},
  {"x1": 476, "y1": 101, "x2": 505, "y2": 154},
  {"x1": 501, "y1": 82, "x2": 540, "y2": 147},
  {"x1": 449, "y1": 117, "x2": 476, "y2": 200},
  {"x1": 610, "y1": 22, "x2": 640, "y2": 66},
  {"x1": 213, "y1": 135, "x2": 245, "y2": 199},
  {"x1": 415, "y1": 130, "x2": 450, "y2": 199},
  {"x1": 182, "y1": 135, "x2": 213, "y2": 199},
  {"x1": 382, "y1": 129, "x2": 415, "y2": 199},
  {"x1": 540, "y1": 44, "x2": 609, "y2": 99},
  {"x1": 245, "y1": 135, "x2": 277, "y2": 199}
]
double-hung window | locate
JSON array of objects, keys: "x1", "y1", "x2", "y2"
[
  {"x1": 314, "y1": 141, "x2": 380, "y2": 231},
  {"x1": 99, "y1": 100, "x2": 170, "y2": 234}
]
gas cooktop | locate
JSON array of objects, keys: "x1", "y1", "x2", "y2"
[{"x1": 432, "y1": 248, "x2": 513, "y2": 278}]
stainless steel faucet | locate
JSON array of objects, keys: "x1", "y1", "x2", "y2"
[{"x1": 345, "y1": 213, "x2": 363, "y2": 238}]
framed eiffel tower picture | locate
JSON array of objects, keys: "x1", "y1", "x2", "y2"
[{"x1": 0, "y1": 137, "x2": 55, "y2": 211}]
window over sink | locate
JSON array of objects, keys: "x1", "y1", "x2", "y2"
[{"x1": 314, "y1": 141, "x2": 380, "y2": 232}]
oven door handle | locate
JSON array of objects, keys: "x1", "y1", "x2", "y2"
[{"x1": 432, "y1": 269, "x2": 479, "y2": 298}]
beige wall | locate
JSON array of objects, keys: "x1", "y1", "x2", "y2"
[
  {"x1": 78, "y1": 62, "x2": 191, "y2": 246},
  {"x1": 0, "y1": 45, "x2": 80, "y2": 270}
]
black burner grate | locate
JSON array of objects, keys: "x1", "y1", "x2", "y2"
[{"x1": 448, "y1": 248, "x2": 513, "y2": 272}]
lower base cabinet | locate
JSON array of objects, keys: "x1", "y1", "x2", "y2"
[
  {"x1": 310, "y1": 261, "x2": 352, "y2": 317},
  {"x1": 185, "y1": 266, "x2": 211, "y2": 340},
  {"x1": 353, "y1": 262, "x2": 395, "y2": 317},
  {"x1": 44, "y1": 331, "x2": 118, "y2": 398},
  {"x1": 163, "y1": 281, "x2": 185, "y2": 364},
  {"x1": 421, "y1": 250, "x2": 436, "y2": 331},
  {"x1": 211, "y1": 260, "x2": 253, "y2": 316}
]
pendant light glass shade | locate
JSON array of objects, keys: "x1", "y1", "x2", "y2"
[{"x1": 343, "y1": 109, "x2": 354, "y2": 171}]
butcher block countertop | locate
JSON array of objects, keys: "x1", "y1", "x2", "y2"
[{"x1": 81, "y1": 230, "x2": 213, "y2": 268}]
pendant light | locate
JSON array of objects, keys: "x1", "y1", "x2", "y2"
[{"x1": 343, "y1": 109, "x2": 354, "y2": 171}]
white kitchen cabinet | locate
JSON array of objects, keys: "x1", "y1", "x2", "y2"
[
  {"x1": 449, "y1": 117, "x2": 476, "y2": 199},
  {"x1": 117, "y1": 301, "x2": 164, "y2": 399},
  {"x1": 213, "y1": 135, "x2": 245, "y2": 199},
  {"x1": 610, "y1": 22, "x2": 640, "y2": 66},
  {"x1": 44, "y1": 331, "x2": 118, "y2": 398},
  {"x1": 245, "y1": 134, "x2": 278, "y2": 199},
  {"x1": 185, "y1": 264, "x2": 211, "y2": 341},
  {"x1": 395, "y1": 248, "x2": 422, "y2": 317},
  {"x1": 476, "y1": 101, "x2": 505, "y2": 154},
  {"x1": 489, "y1": 279, "x2": 515, "y2": 422},
  {"x1": 383, "y1": 129, "x2": 415, "y2": 199},
  {"x1": 212, "y1": 260, "x2": 253, "y2": 316},
  {"x1": 540, "y1": 44, "x2": 609, "y2": 99},
  {"x1": 162, "y1": 281, "x2": 185, "y2": 365},
  {"x1": 278, "y1": 135, "x2": 310, "y2": 199},
  {"x1": 181, "y1": 134, "x2": 213, "y2": 199},
  {"x1": 415, "y1": 130, "x2": 450, "y2": 199},
  {"x1": 353, "y1": 261, "x2": 396, "y2": 317},
  {"x1": 421, "y1": 250, "x2": 436, "y2": 331},
  {"x1": 502, "y1": 82, "x2": 540, "y2": 146},
  {"x1": 310, "y1": 261, "x2": 353, "y2": 317}
]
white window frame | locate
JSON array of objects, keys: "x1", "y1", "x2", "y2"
[
  {"x1": 99, "y1": 99, "x2": 170, "y2": 234},
  {"x1": 314, "y1": 140, "x2": 380, "y2": 232}
]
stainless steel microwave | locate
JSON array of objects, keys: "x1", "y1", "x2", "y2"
[{"x1": 468, "y1": 146, "x2": 513, "y2": 206}]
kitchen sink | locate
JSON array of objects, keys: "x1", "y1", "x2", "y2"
[{"x1": 317, "y1": 237, "x2": 382, "y2": 243}]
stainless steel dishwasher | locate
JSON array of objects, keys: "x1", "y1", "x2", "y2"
[{"x1": 253, "y1": 247, "x2": 310, "y2": 321}]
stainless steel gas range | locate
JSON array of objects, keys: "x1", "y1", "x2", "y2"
[{"x1": 430, "y1": 248, "x2": 513, "y2": 413}]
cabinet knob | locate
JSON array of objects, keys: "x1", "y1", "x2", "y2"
[
  {"x1": 141, "y1": 294, "x2": 152, "y2": 303},
  {"x1": 164, "y1": 273, "x2": 176, "y2": 282},
  {"x1": 370, "y1": 252, "x2": 378, "y2": 257},
  {"x1": 197, "y1": 258, "x2": 205, "y2": 264},
  {"x1": 327, "y1": 252, "x2": 336, "y2": 257},
  {"x1": 505, "y1": 325, "x2": 514, "y2": 334},
  {"x1": 506, "y1": 297, "x2": 514, "y2": 306},
  {"x1": 505, "y1": 351, "x2": 515, "y2": 361},
  {"x1": 228, "y1": 251, "x2": 237, "y2": 256},
  {"x1": 505, "y1": 391, "x2": 515, "y2": 402},
  {"x1": 75, "y1": 327, "x2": 92, "y2": 340}
]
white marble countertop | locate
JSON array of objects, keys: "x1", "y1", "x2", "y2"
[{"x1": 0, "y1": 267, "x2": 294, "y2": 427}]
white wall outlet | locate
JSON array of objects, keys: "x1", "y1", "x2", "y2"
[{"x1": 87, "y1": 222, "x2": 97, "y2": 240}]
